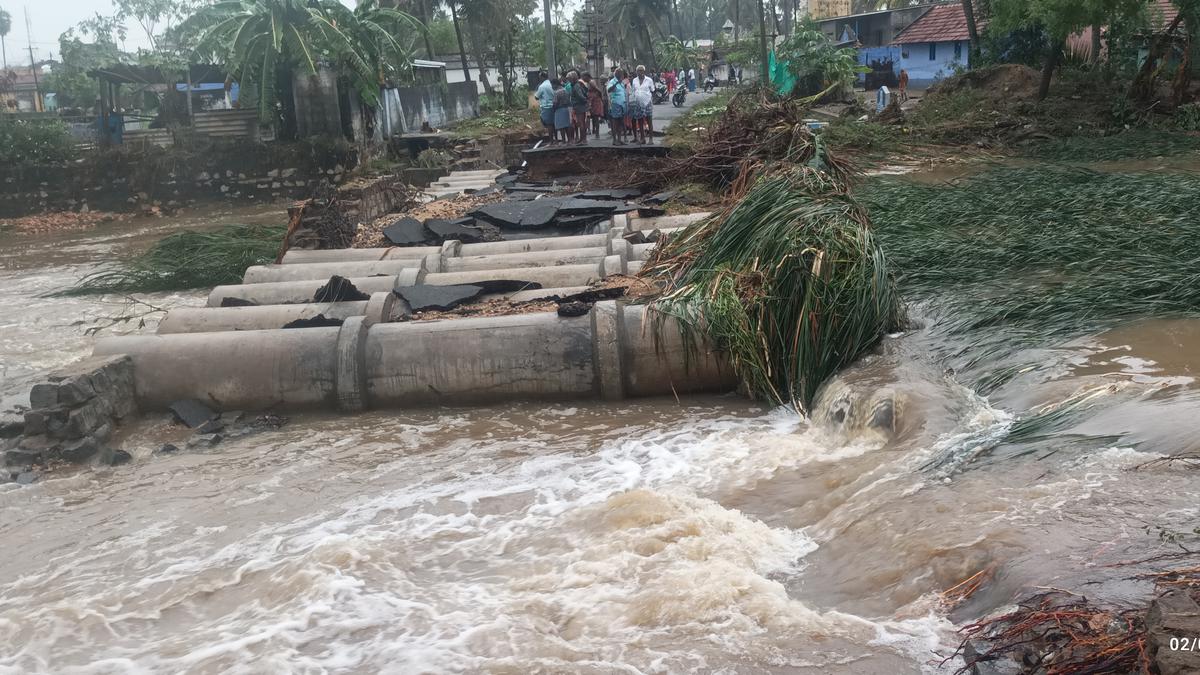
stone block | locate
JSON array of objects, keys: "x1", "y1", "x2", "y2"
[
  {"x1": 61, "y1": 398, "x2": 110, "y2": 439},
  {"x1": 56, "y1": 435, "x2": 100, "y2": 463},
  {"x1": 5, "y1": 448, "x2": 43, "y2": 468},
  {"x1": 29, "y1": 383, "x2": 58, "y2": 409},
  {"x1": 56, "y1": 375, "x2": 96, "y2": 407}
]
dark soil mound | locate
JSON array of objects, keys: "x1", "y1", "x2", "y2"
[{"x1": 927, "y1": 64, "x2": 1041, "y2": 104}]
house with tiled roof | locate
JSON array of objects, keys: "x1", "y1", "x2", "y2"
[{"x1": 893, "y1": 3, "x2": 983, "y2": 88}]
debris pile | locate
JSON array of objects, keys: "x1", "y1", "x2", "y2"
[
  {"x1": 643, "y1": 89, "x2": 854, "y2": 197},
  {"x1": 1, "y1": 210, "x2": 129, "y2": 234}
]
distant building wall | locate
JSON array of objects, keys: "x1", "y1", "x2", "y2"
[
  {"x1": 898, "y1": 40, "x2": 970, "y2": 88},
  {"x1": 378, "y1": 81, "x2": 480, "y2": 137},
  {"x1": 810, "y1": 0, "x2": 850, "y2": 20},
  {"x1": 292, "y1": 68, "x2": 343, "y2": 137}
]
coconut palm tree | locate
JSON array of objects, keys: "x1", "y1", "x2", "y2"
[
  {"x1": 0, "y1": 8, "x2": 11, "y2": 71},
  {"x1": 182, "y1": 0, "x2": 421, "y2": 119},
  {"x1": 602, "y1": 0, "x2": 671, "y2": 67}
]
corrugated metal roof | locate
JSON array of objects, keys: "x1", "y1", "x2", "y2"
[
  {"x1": 1151, "y1": 0, "x2": 1180, "y2": 31},
  {"x1": 893, "y1": 3, "x2": 982, "y2": 45}
]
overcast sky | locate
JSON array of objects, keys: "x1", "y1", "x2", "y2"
[{"x1": 2, "y1": 0, "x2": 584, "y2": 65}]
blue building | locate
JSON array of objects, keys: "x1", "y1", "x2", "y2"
[{"x1": 892, "y1": 3, "x2": 978, "y2": 89}]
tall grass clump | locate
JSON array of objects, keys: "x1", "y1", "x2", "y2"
[
  {"x1": 1025, "y1": 129, "x2": 1200, "y2": 162},
  {"x1": 61, "y1": 224, "x2": 285, "y2": 296},
  {"x1": 861, "y1": 166, "x2": 1200, "y2": 341},
  {"x1": 642, "y1": 166, "x2": 903, "y2": 413}
]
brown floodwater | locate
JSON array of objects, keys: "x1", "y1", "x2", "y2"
[{"x1": 2, "y1": 200, "x2": 1199, "y2": 674}]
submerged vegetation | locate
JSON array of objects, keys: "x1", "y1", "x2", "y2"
[
  {"x1": 643, "y1": 166, "x2": 902, "y2": 413},
  {"x1": 863, "y1": 166, "x2": 1200, "y2": 343},
  {"x1": 61, "y1": 225, "x2": 285, "y2": 296}
]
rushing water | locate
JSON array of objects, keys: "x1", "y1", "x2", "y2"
[{"x1": 2, "y1": 197, "x2": 1199, "y2": 674}]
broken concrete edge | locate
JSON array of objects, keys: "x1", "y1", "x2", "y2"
[
  {"x1": 5, "y1": 355, "x2": 138, "y2": 469},
  {"x1": 91, "y1": 301, "x2": 738, "y2": 414}
]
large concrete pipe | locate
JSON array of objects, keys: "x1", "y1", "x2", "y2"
[
  {"x1": 460, "y1": 233, "x2": 610, "y2": 256},
  {"x1": 93, "y1": 326, "x2": 345, "y2": 410},
  {"x1": 628, "y1": 212, "x2": 713, "y2": 231},
  {"x1": 243, "y1": 259, "x2": 425, "y2": 284},
  {"x1": 93, "y1": 302, "x2": 735, "y2": 412},
  {"x1": 442, "y1": 247, "x2": 610, "y2": 273},
  {"x1": 423, "y1": 263, "x2": 607, "y2": 289},
  {"x1": 364, "y1": 312, "x2": 597, "y2": 406},
  {"x1": 619, "y1": 303, "x2": 736, "y2": 396},
  {"x1": 158, "y1": 293, "x2": 398, "y2": 334},
  {"x1": 281, "y1": 247, "x2": 440, "y2": 264},
  {"x1": 208, "y1": 272, "x2": 418, "y2": 307}
]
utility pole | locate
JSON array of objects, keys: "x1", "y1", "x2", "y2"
[
  {"x1": 23, "y1": 7, "x2": 40, "y2": 112},
  {"x1": 756, "y1": 0, "x2": 769, "y2": 84},
  {"x1": 542, "y1": 0, "x2": 556, "y2": 73}
]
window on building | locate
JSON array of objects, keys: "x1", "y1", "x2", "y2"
[
  {"x1": 955, "y1": 41, "x2": 963, "y2": 60},
  {"x1": 929, "y1": 43, "x2": 937, "y2": 60}
]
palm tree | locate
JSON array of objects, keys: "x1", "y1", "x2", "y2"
[
  {"x1": 183, "y1": 0, "x2": 421, "y2": 120},
  {"x1": 602, "y1": 0, "x2": 670, "y2": 67},
  {"x1": 0, "y1": 8, "x2": 11, "y2": 71}
]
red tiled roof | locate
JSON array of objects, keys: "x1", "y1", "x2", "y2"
[{"x1": 893, "y1": 4, "x2": 982, "y2": 45}]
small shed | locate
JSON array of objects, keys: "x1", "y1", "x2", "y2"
[{"x1": 892, "y1": 3, "x2": 981, "y2": 89}]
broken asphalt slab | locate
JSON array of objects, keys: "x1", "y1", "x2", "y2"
[
  {"x1": 394, "y1": 284, "x2": 485, "y2": 312},
  {"x1": 577, "y1": 188, "x2": 644, "y2": 200},
  {"x1": 313, "y1": 276, "x2": 370, "y2": 303},
  {"x1": 425, "y1": 218, "x2": 493, "y2": 244},
  {"x1": 169, "y1": 399, "x2": 217, "y2": 429},
  {"x1": 382, "y1": 216, "x2": 429, "y2": 246}
]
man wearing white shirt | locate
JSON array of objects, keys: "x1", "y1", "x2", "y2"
[{"x1": 629, "y1": 65, "x2": 655, "y2": 145}]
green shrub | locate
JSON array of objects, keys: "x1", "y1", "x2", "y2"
[
  {"x1": 0, "y1": 117, "x2": 79, "y2": 164},
  {"x1": 822, "y1": 121, "x2": 901, "y2": 152}
]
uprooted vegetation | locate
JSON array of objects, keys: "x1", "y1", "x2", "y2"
[
  {"x1": 60, "y1": 225, "x2": 285, "y2": 296},
  {"x1": 875, "y1": 64, "x2": 1200, "y2": 160}
]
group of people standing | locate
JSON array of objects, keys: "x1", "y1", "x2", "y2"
[{"x1": 534, "y1": 65, "x2": 672, "y2": 147}]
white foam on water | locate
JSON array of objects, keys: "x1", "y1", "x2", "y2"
[{"x1": 0, "y1": 406, "x2": 965, "y2": 673}]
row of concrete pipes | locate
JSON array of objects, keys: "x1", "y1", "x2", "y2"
[{"x1": 93, "y1": 211, "x2": 732, "y2": 412}]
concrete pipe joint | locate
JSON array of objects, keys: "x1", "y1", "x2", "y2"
[{"x1": 92, "y1": 302, "x2": 737, "y2": 413}]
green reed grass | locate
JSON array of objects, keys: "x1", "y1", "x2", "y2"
[
  {"x1": 60, "y1": 224, "x2": 285, "y2": 296},
  {"x1": 1025, "y1": 129, "x2": 1200, "y2": 162},
  {"x1": 861, "y1": 166, "x2": 1200, "y2": 342},
  {"x1": 643, "y1": 166, "x2": 903, "y2": 413}
]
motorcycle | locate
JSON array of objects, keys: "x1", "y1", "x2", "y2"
[
  {"x1": 703, "y1": 75, "x2": 717, "y2": 93},
  {"x1": 672, "y1": 87, "x2": 687, "y2": 108},
  {"x1": 652, "y1": 81, "x2": 668, "y2": 105}
]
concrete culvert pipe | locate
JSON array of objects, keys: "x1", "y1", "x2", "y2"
[
  {"x1": 280, "y1": 247, "x2": 440, "y2": 264},
  {"x1": 208, "y1": 274, "x2": 412, "y2": 308},
  {"x1": 157, "y1": 293, "x2": 399, "y2": 334},
  {"x1": 243, "y1": 259, "x2": 425, "y2": 284},
  {"x1": 93, "y1": 327, "x2": 344, "y2": 410},
  {"x1": 442, "y1": 247, "x2": 611, "y2": 273},
  {"x1": 92, "y1": 301, "x2": 736, "y2": 412},
  {"x1": 629, "y1": 212, "x2": 712, "y2": 231},
  {"x1": 423, "y1": 263, "x2": 607, "y2": 289},
  {"x1": 460, "y1": 233, "x2": 611, "y2": 256}
]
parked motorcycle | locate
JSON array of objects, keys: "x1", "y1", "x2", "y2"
[
  {"x1": 672, "y1": 87, "x2": 687, "y2": 107},
  {"x1": 652, "y1": 81, "x2": 668, "y2": 105}
]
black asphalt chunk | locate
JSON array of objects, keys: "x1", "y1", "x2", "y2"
[
  {"x1": 313, "y1": 276, "x2": 370, "y2": 303},
  {"x1": 426, "y1": 218, "x2": 491, "y2": 244},
  {"x1": 556, "y1": 301, "x2": 591, "y2": 317},
  {"x1": 220, "y1": 297, "x2": 257, "y2": 307},
  {"x1": 282, "y1": 314, "x2": 345, "y2": 329},
  {"x1": 645, "y1": 190, "x2": 677, "y2": 205},
  {"x1": 381, "y1": 216, "x2": 429, "y2": 246},
  {"x1": 169, "y1": 399, "x2": 217, "y2": 429},
  {"x1": 395, "y1": 284, "x2": 485, "y2": 312},
  {"x1": 577, "y1": 188, "x2": 644, "y2": 200}
]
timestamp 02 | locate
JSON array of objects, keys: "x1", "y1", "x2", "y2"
[{"x1": 1169, "y1": 636, "x2": 1200, "y2": 651}]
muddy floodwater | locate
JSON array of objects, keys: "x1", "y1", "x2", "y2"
[{"x1": 2, "y1": 194, "x2": 1199, "y2": 673}]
